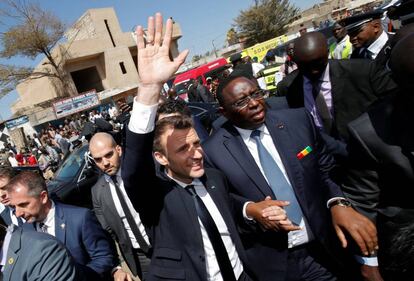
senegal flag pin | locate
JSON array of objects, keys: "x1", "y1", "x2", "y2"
[{"x1": 297, "y1": 146, "x2": 312, "y2": 159}]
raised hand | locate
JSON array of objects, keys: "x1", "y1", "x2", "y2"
[{"x1": 136, "y1": 13, "x2": 189, "y2": 88}]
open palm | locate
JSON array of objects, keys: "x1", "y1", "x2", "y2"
[{"x1": 136, "y1": 14, "x2": 188, "y2": 86}]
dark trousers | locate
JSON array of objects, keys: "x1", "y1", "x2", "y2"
[{"x1": 286, "y1": 243, "x2": 337, "y2": 281}]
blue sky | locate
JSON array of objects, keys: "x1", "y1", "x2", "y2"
[{"x1": 0, "y1": 0, "x2": 320, "y2": 120}]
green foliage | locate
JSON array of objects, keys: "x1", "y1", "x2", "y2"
[
  {"x1": 233, "y1": 0, "x2": 299, "y2": 47},
  {"x1": 226, "y1": 28, "x2": 239, "y2": 46}
]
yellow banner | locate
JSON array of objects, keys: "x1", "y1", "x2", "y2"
[{"x1": 242, "y1": 35, "x2": 288, "y2": 62}]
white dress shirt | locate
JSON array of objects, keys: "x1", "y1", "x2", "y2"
[
  {"x1": 0, "y1": 225, "x2": 13, "y2": 272},
  {"x1": 303, "y1": 64, "x2": 333, "y2": 129},
  {"x1": 367, "y1": 31, "x2": 388, "y2": 59},
  {"x1": 37, "y1": 201, "x2": 56, "y2": 236},
  {"x1": 168, "y1": 176, "x2": 243, "y2": 281},
  {"x1": 128, "y1": 98, "x2": 243, "y2": 281},
  {"x1": 104, "y1": 169, "x2": 150, "y2": 248},
  {"x1": 235, "y1": 125, "x2": 311, "y2": 248}
]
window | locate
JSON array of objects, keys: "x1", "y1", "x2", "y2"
[
  {"x1": 119, "y1": 62, "x2": 127, "y2": 74},
  {"x1": 104, "y1": 19, "x2": 116, "y2": 47}
]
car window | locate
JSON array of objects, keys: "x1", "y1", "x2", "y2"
[{"x1": 54, "y1": 145, "x2": 88, "y2": 181}]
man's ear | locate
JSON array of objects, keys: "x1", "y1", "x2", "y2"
[
  {"x1": 116, "y1": 145, "x2": 122, "y2": 156},
  {"x1": 40, "y1": 190, "x2": 49, "y2": 204},
  {"x1": 154, "y1": 151, "x2": 168, "y2": 166}
]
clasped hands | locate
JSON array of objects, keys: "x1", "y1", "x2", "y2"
[{"x1": 246, "y1": 196, "x2": 301, "y2": 232}]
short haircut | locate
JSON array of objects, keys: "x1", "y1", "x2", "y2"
[
  {"x1": 0, "y1": 166, "x2": 16, "y2": 179},
  {"x1": 153, "y1": 115, "x2": 194, "y2": 154},
  {"x1": 7, "y1": 171, "x2": 47, "y2": 197},
  {"x1": 156, "y1": 99, "x2": 192, "y2": 120},
  {"x1": 216, "y1": 74, "x2": 253, "y2": 106}
]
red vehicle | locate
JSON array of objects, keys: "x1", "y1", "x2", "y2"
[{"x1": 173, "y1": 58, "x2": 229, "y2": 100}]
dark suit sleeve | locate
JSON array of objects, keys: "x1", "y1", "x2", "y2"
[
  {"x1": 369, "y1": 61, "x2": 397, "y2": 97},
  {"x1": 30, "y1": 235, "x2": 79, "y2": 281},
  {"x1": 305, "y1": 112, "x2": 344, "y2": 201},
  {"x1": 81, "y1": 209, "x2": 116, "y2": 276},
  {"x1": 341, "y1": 127, "x2": 380, "y2": 222},
  {"x1": 122, "y1": 128, "x2": 157, "y2": 215}
]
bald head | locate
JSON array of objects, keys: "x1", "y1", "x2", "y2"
[
  {"x1": 89, "y1": 132, "x2": 116, "y2": 150},
  {"x1": 390, "y1": 33, "x2": 414, "y2": 92},
  {"x1": 293, "y1": 32, "x2": 329, "y2": 81},
  {"x1": 89, "y1": 132, "x2": 121, "y2": 176}
]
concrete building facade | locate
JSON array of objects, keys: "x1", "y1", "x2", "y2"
[{"x1": 12, "y1": 7, "x2": 182, "y2": 125}]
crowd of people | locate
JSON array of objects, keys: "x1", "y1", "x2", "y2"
[{"x1": 0, "y1": 1, "x2": 413, "y2": 281}]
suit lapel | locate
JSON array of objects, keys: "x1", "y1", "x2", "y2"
[
  {"x1": 265, "y1": 115, "x2": 308, "y2": 214},
  {"x1": 329, "y1": 61, "x2": 345, "y2": 123},
  {"x1": 101, "y1": 181, "x2": 120, "y2": 222},
  {"x1": 222, "y1": 125, "x2": 274, "y2": 197},
  {"x1": 3, "y1": 227, "x2": 21, "y2": 281},
  {"x1": 285, "y1": 71, "x2": 305, "y2": 108},
  {"x1": 54, "y1": 203, "x2": 66, "y2": 244}
]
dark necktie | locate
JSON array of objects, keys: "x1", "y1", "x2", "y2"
[
  {"x1": 250, "y1": 130, "x2": 304, "y2": 225},
  {"x1": 39, "y1": 222, "x2": 48, "y2": 233},
  {"x1": 111, "y1": 176, "x2": 149, "y2": 253},
  {"x1": 185, "y1": 185, "x2": 237, "y2": 281},
  {"x1": 312, "y1": 81, "x2": 333, "y2": 134}
]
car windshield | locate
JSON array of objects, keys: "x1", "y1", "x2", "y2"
[{"x1": 54, "y1": 145, "x2": 88, "y2": 182}]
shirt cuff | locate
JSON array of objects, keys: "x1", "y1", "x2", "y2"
[
  {"x1": 111, "y1": 266, "x2": 122, "y2": 276},
  {"x1": 243, "y1": 201, "x2": 255, "y2": 221},
  {"x1": 354, "y1": 255, "x2": 379, "y2": 266},
  {"x1": 326, "y1": 197, "x2": 346, "y2": 208},
  {"x1": 128, "y1": 98, "x2": 158, "y2": 134}
]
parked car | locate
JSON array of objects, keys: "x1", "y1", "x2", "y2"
[{"x1": 47, "y1": 144, "x2": 99, "y2": 209}]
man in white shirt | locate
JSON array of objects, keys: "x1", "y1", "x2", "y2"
[
  {"x1": 345, "y1": 10, "x2": 390, "y2": 63},
  {"x1": 121, "y1": 13, "x2": 255, "y2": 281},
  {"x1": 89, "y1": 132, "x2": 151, "y2": 281}
]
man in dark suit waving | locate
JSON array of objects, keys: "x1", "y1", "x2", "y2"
[
  {"x1": 122, "y1": 13, "x2": 255, "y2": 281},
  {"x1": 203, "y1": 75, "x2": 378, "y2": 281}
]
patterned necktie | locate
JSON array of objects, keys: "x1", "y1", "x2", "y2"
[
  {"x1": 250, "y1": 130, "x2": 304, "y2": 225},
  {"x1": 39, "y1": 222, "x2": 48, "y2": 233}
]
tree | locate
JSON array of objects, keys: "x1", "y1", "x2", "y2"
[
  {"x1": 233, "y1": 0, "x2": 299, "y2": 47},
  {"x1": 226, "y1": 28, "x2": 239, "y2": 46},
  {"x1": 0, "y1": 0, "x2": 72, "y2": 99}
]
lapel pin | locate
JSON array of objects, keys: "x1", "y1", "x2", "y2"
[
  {"x1": 60, "y1": 223, "x2": 65, "y2": 229},
  {"x1": 211, "y1": 186, "x2": 216, "y2": 189},
  {"x1": 277, "y1": 123, "x2": 284, "y2": 129},
  {"x1": 8, "y1": 257, "x2": 14, "y2": 265},
  {"x1": 297, "y1": 146, "x2": 313, "y2": 159}
]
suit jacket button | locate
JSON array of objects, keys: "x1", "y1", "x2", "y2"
[{"x1": 199, "y1": 255, "x2": 205, "y2": 262}]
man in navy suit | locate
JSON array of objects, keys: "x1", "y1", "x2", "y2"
[
  {"x1": 122, "y1": 13, "x2": 255, "y2": 281},
  {"x1": 203, "y1": 75, "x2": 377, "y2": 281},
  {"x1": 7, "y1": 171, "x2": 116, "y2": 280}
]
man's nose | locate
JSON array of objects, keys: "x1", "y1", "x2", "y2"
[{"x1": 15, "y1": 208, "x2": 23, "y2": 218}]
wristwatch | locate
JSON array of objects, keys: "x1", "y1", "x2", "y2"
[{"x1": 328, "y1": 198, "x2": 352, "y2": 208}]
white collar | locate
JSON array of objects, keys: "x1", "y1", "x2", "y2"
[
  {"x1": 164, "y1": 171, "x2": 202, "y2": 188},
  {"x1": 367, "y1": 31, "x2": 388, "y2": 58},
  {"x1": 234, "y1": 124, "x2": 268, "y2": 142},
  {"x1": 104, "y1": 167, "x2": 122, "y2": 183},
  {"x1": 41, "y1": 200, "x2": 55, "y2": 228}
]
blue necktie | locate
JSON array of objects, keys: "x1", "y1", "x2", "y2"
[{"x1": 250, "y1": 130, "x2": 303, "y2": 225}]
